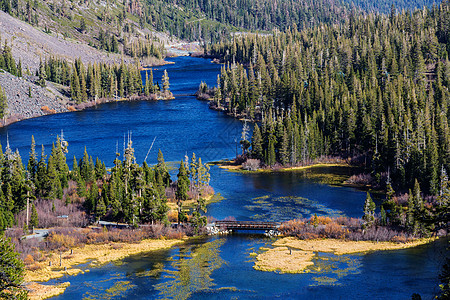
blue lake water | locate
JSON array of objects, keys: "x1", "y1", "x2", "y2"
[{"x1": 0, "y1": 56, "x2": 446, "y2": 299}]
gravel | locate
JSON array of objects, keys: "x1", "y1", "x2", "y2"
[{"x1": 0, "y1": 71, "x2": 69, "y2": 125}]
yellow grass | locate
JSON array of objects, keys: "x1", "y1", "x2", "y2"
[
  {"x1": 279, "y1": 163, "x2": 350, "y2": 172},
  {"x1": 27, "y1": 282, "x2": 70, "y2": 300},
  {"x1": 218, "y1": 162, "x2": 350, "y2": 173},
  {"x1": 25, "y1": 238, "x2": 183, "y2": 283},
  {"x1": 255, "y1": 237, "x2": 436, "y2": 274},
  {"x1": 218, "y1": 164, "x2": 243, "y2": 170},
  {"x1": 254, "y1": 246, "x2": 315, "y2": 273},
  {"x1": 273, "y1": 237, "x2": 435, "y2": 255}
]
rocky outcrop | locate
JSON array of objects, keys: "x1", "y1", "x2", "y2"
[{"x1": 0, "y1": 71, "x2": 69, "y2": 126}]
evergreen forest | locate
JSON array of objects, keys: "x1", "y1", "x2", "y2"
[
  {"x1": 0, "y1": 135, "x2": 210, "y2": 232},
  {"x1": 204, "y1": 1, "x2": 450, "y2": 197}
]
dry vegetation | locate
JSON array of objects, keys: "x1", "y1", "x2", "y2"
[
  {"x1": 254, "y1": 236, "x2": 436, "y2": 274},
  {"x1": 279, "y1": 216, "x2": 417, "y2": 242},
  {"x1": 27, "y1": 282, "x2": 70, "y2": 300},
  {"x1": 254, "y1": 246, "x2": 315, "y2": 273},
  {"x1": 273, "y1": 237, "x2": 435, "y2": 255},
  {"x1": 24, "y1": 238, "x2": 184, "y2": 282}
]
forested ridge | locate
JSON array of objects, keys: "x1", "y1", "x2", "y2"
[
  {"x1": 204, "y1": 1, "x2": 450, "y2": 197},
  {"x1": 0, "y1": 0, "x2": 441, "y2": 46}
]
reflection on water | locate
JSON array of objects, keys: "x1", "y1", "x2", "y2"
[
  {"x1": 50, "y1": 235, "x2": 448, "y2": 299},
  {"x1": 84, "y1": 281, "x2": 136, "y2": 300},
  {"x1": 82, "y1": 273, "x2": 136, "y2": 300},
  {"x1": 247, "y1": 195, "x2": 344, "y2": 221},
  {"x1": 308, "y1": 253, "x2": 362, "y2": 286},
  {"x1": 154, "y1": 239, "x2": 226, "y2": 299}
]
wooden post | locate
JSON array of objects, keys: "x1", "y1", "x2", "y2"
[{"x1": 59, "y1": 252, "x2": 62, "y2": 266}]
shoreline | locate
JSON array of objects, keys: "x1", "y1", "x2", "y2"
[
  {"x1": 217, "y1": 161, "x2": 353, "y2": 174},
  {"x1": 1, "y1": 54, "x2": 177, "y2": 129},
  {"x1": 1, "y1": 91, "x2": 175, "y2": 128},
  {"x1": 167, "y1": 192, "x2": 222, "y2": 211},
  {"x1": 254, "y1": 237, "x2": 437, "y2": 274},
  {"x1": 216, "y1": 161, "x2": 380, "y2": 190},
  {"x1": 26, "y1": 238, "x2": 184, "y2": 299}
]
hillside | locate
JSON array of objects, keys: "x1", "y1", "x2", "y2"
[
  {"x1": 0, "y1": 71, "x2": 69, "y2": 125},
  {"x1": 0, "y1": 10, "x2": 172, "y2": 72}
]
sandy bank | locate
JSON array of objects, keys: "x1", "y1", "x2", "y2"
[
  {"x1": 254, "y1": 237, "x2": 436, "y2": 274},
  {"x1": 26, "y1": 238, "x2": 183, "y2": 283},
  {"x1": 273, "y1": 237, "x2": 435, "y2": 254},
  {"x1": 218, "y1": 162, "x2": 350, "y2": 173},
  {"x1": 27, "y1": 282, "x2": 70, "y2": 300},
  {"x1": 278, "y1": 163, "x2": 350, "y2": 172},
  {"x1": 254, "y1": 246, "x2": 315, "y2": 273}
]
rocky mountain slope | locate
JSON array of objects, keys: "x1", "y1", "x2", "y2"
[{"x1": 0, "y1": 71, "x2": 69, "y2": 125}]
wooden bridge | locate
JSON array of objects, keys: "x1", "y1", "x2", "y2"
[{"x1": 214, "y1": 220, "x2": 281, "y2": 232}]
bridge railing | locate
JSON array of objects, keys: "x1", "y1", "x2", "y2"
[{"x1": 215, "y1": 220, "x2": 281, "y2": 230}]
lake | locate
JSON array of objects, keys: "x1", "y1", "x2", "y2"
[{"x1": 0, "y1": 56, "x2": 446, "y2": 299}]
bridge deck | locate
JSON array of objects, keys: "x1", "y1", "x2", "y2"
[{"x1": 215, "y1": 220, "x2": 280, "y2": 231}]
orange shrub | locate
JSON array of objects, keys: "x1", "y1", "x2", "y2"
[
  {"x1": 297, "y1": 232, "x2": 319, "y2": 240},
  {"x1": 67, "y1": 106, "x2": 77, "y2": 112},
  {"x1": 323, "y1": 222, "x2": 346, "y2": 239},
  {"x1": 168, "y1": 210, "x2": 178, "y2": 222},
  {"x1": 47, "y1": 233, "x2": 76, "y2": 249},
  {"x1": 27, "y1": 263, "x2": 42, "y2": 271},
  {"x1": 167, "y1": 230, "x2": 185, "y2": 239},
  {"x1": 391, "y1": 235, "x2": 408, "y2": 243},
  {"x1": 316, "y1": 216, "x2": 333, "y2": 225},
  {"x1": 280, "y1": 219, "x2": 305, "y2": 235},
  {"x1": 23, "y1": 254, "x2": 35, "y2": 265},
  {"x1": 41, "y1": 106, "x2": 57, "y2": 114}
]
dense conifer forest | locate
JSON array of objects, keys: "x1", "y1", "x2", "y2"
[
  {"x1": 40, "y1": 57, "x2": 145, "y2": 102},
  {"x1": 0, "y1": 0, "x2": 441, "y2": 45},
  {"x1": 0, "y1": 135, "x2": 211, "y2": 231},
  {"x1": 204, "y1": 1, "x2": 449, "y2": 195}
]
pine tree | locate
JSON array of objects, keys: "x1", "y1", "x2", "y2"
[
  {"x1": 84, "y1": 181, "x2": 98, "y2": 214},
  {"x1": 438, "y1": 166, "x2": 450, "y2": 206},
  {"x1": 95, "y1": 193, "x2": 106, "y2": 220},
  {"x1": 155, "y1": 149, "x2": 170, "y2": 187},
  {"x1": 144, "y1": 72, "x2": 150, "y2": 96},
  {"x1": 80, "y1": 67, "x2": 88, "y2": 103},
  {"x1": 46, "y1": 158, "x2": 61, "y2": 200},
  {"x1": 266, "y1": 135, "x2": 276, "y2": 166},
  {"x1": 0, "y1": 83, "x2": 7, "y2": 122},
  {"x1": 0, "y1": 235, "x2": 27, "y2": 299},
  {"x1": 30, "y1": 202, "x2": 38, "y2": 228},
  {"x1": 71, "y1": 68, "x2": 81, "y2": 103},
  {"x1": 280, "y1": 128, "x2": 289, "y2": 165},
  {"x1": 27, "y1": 136, "x2": 37, "y2": 181},
  {"x1": 162, "y1": 70, "x2": 170, "y2": 92},
  {"x1": 35, "y1": 145, "x2": 47, "y2": 197},
  {"x1": 240, "y1": 120, "x2": 251, "y2": 155},
  {"x1": 380, "y1": 206, "x2": 387, "y2": 226},
  {"x1": 71, "y1": 156, "x2": 79, "y2": 181},
  {"x1": 363, "y1": 192, "x2": 376, "y2": 227},
  {"x1": 251, "y1": 123, "x2": 263, "y2": 160},
  {"x1": 37, "y1": 59, "x2": 46, "y2": 87},
  {"x1": 176, "y1": 160, "x2": 190, "y2": 223}
]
